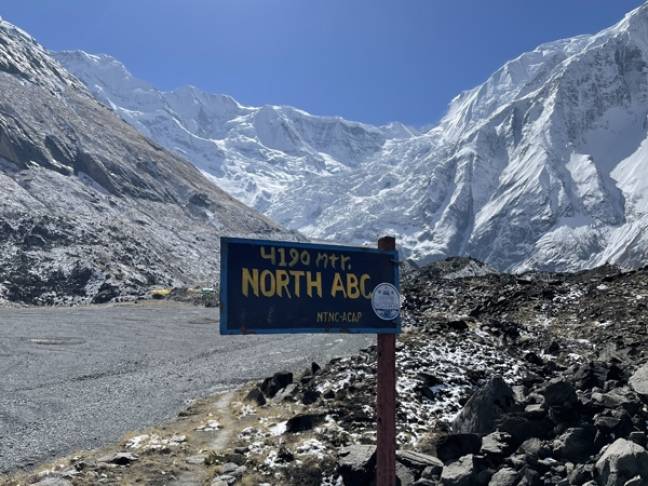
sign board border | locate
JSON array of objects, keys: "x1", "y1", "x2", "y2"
[{"x1": 219, "y1": 237, "x2": 401, "y2": 335}]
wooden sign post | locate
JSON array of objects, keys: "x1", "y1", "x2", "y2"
[
  {"x1": 377, "y1": 236, "x2": 396, "y2": 486},
  {"x1": 219, "y1": 235, "x2": 400, "y2": 485}
]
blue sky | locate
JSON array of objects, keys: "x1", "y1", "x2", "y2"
[{"x1": 1, "y1": 1, "x2": 645, "y2": 126}]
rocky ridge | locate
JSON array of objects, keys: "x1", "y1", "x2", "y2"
[
  {"x1": 0, "y1": 18, "x2": 293, "y2": 305},
  {"x1": 8, "y1": 258, "x2": 648, "y2": 485}
]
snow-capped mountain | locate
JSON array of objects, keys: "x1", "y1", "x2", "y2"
[
  {"x1": 53, "y1": 49, "x2": 416, "y2": 214},
  {"x1": 56, "y1": 3, "x2": 648, "y2": 271},
  {"x1": 0, "y1": 17, "x2": 291, "y2": 304}
]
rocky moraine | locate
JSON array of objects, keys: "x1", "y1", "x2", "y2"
[{"x1": 9, "y1": 257, "x2": 648, "y2": 486}]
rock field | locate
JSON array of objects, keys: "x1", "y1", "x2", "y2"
[{"x1": 5, "y1": 257, "x2": 648, "y2": 485}]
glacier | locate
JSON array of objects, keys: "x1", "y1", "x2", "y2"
[{"x1": 55, "y1": 2, "x2": 648, "y2": 271}]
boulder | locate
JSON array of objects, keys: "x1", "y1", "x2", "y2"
[
  {"x1": 595, "y1": 438, "x2": 648, "y2": 486},
  {"x1": 260, "y1": 371, "x2": 293, "y2": 398},
  {"x1": 496, "y1": 415, "x2": 553, "y2": 446},
  {"x1": 592, "y1": 389, "x2": 640, "y2": 414},
  {"x1": 543, "y1": 379, "x2": 577, "y2": 407},
  {"x1": 542, "y1": 379, "x2": 579, "y2": 423},
  {"x1": 629, "y1": 363, "x2": 648, "y2": 398},
  {"x1": 337, "y1": 444, "x2": 376, "y2": 486},
  {"x1": 435, "y1": 433, "x2": 482, "y2": 464},
  {"x1": 552, "y1": 426, "x2": 595, "y2": 462},
  {"x1": 396, "y1": 462, "x2": 417, "y2": 485},
  {"x1": 285, "y1": 412, "x2": 326, "y2": 433},
  {"x1": 488, "y1": 467, "x2": 519, "y2": 486},
  {"x1": 441, "y1": 454, "x2": 490, "y2": 486},
  {"x1": 507, "y1": 453, "x2": 525, "y2": 469},
  {"x1": 517, "y1": 438, "x2": 549, "y2": 465},
  {"x1": 302, "y1": 388, "x2": 321, "y2": 405},
  {"x1": 573, "y1": 362, "x2": 623, "y2": 391},
  {"x1": 480, "y1": 431, "x2": 512, "y2": 461},
  {"x1": 594, "y1": 411, "x2": 634, "y2": 443},
  {"x1": 452, "y1": 377, "x2": 515, "y2": 434},
  {"x1": 568, "y1": 464, "x2": 594, "y2": 485},
  {"x1": 397, "y1": 450, "x2": 443, "y2": 475},
  {"x1": 421, "y1": 464, "x2": 443, "y2": 480}
]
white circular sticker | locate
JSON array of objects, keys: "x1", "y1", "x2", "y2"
[{"x1": 371, "y1": 283, "x2": 401, "y2": 321}]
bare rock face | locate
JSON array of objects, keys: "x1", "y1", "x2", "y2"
[{"x1": 0, "y1": 19, "x2": 292, "y2": 305}]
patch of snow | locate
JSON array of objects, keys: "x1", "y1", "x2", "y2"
[{"x1": 269, "y1": 421, "x2": 287, "y2": 436}]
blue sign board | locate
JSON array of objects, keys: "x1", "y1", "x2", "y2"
[{"x1": 219, "y1": 237, "x2": 401, "y2": 334}]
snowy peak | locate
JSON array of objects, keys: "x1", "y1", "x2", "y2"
[
  {"x1": 58, "y1": 2, "x2": 648, "y2": 272},
  {"x1": 0, "y1": 20, "x2": 82, "y2": 93},
  {"x1": 55, "y1": 50, "x2": 153, "y2": 96},
  {"x1": 54, "y1": 49, "x2": 404, "y2": 206},
  {"x1": 615, "y1": 2, "x2": 648, "y2": 38}
]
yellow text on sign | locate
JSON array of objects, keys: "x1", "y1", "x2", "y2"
[
  {"x1": 241, "y1": 268, "x2": 372, "y2": 299},
  {"x1": 259, "y1": 246, "x2": 352, "y2": 271}
]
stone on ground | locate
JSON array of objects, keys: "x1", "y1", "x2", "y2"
[
  {"x1": 441, "y1": 454, "x2": 490, "y2": 486},
  {"x1": 452, "y1": 377, "x2": 515, "y2": 435},
  {"x1": 487, "y1": 467, "x2": 519, "y2": 486},
  {"x1": 595, "y1": 438, "x2": 648, "y2": 486},
  {"x1": 337, "y1": 444, "x2": 377, "y2": 485},
  {"x1": 629, "y1": 363, "x2": 648, "y2": 398},
  {"x1": 397, "y1": 450, "x2": 444, "y2": 475}
]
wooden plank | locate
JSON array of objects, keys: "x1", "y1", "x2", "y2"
[{"x1": 376, "y1": 235, "x2": 396, "y2": 486}]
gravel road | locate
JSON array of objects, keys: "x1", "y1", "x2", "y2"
[{"x1": 0, "y1": 302, "x2": 373, "y2": 473}]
